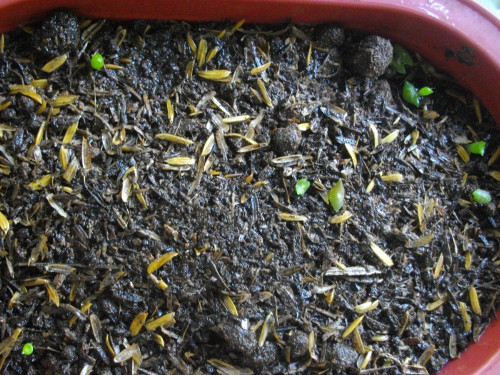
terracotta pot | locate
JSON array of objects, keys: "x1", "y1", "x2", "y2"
[{"x1": 0, "y1": 0, "x2": 499, "y2": 373}]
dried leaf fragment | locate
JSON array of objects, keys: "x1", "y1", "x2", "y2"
[
  {"x1": 130, "y1": 312, "x2": 148, "y2": 337},
  {"x1": 145, "y1": 312, "x2": 175, "y2": 331},
  {"x1": 41, "y1": 53, "x2": 68, "y2": 73},
  {"x1": 369, "y1": 242, "x2": 394, "y2": 266},
  {"x1": 147, "y1": 251, "x2": 179, "y2": 274}
]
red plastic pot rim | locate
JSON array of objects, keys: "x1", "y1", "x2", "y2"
[{"x1": 0, "y1": 1, "x2": 499, "y2": 374}]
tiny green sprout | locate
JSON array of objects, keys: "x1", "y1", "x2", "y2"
[
  {"x1": 417, "y1": 86, "x2": 434, "y2": 97},
  {"x1": 328, "y1": 179, "x2": 345, "y2": 212},
  {"x1": 22, "y1": 342, "x2": 34, "y2": 356},
  {"x1": 403, "y1": 81, "x2": 434, "y2": 107},
  {"x1": 390, "y1": 44, "x2": 414, "y2": 74},
  {"x1": 90, "y1": 53, "x2": 104, "y2": 70},
  {"x1": 468, "y1": 141, "x2": 486, "y2": 156},
  {"x1": 472, "y1": 189, "x2": 491, "y2": 204},
  {"x1": 295, "y1": 178, "x2": 310, "y2": 195}
]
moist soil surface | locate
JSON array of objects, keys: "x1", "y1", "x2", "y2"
[{"x1": 1, "y1": 12, "x2": 500, "y2": 375}]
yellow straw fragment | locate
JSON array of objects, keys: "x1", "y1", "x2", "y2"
[
  {"x1": 41, "y1": 54, "x2": 68, "y2": 73},
  {"x1": 342, "y1": 315, "x2": 364, "y2": 339},
  {"x1": 147, "y1": 252, "x2": 179, "y2": 274}
]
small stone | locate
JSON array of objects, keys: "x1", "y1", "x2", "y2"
[
  {"x1": 346, "y1": 35, "x2": 393, "y2": 78},
  {"x1": 288, "y1": 330, "x2": 309, "y2": 359},
  {"x1": 272, "y1": 126, "x2": 302, "y2": 155}
]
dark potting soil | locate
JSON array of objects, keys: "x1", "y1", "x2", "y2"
[{"x1": 1, "y1": 11, "x2": 500, "y2": 375}]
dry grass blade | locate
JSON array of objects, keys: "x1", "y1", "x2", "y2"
[
  {"x1": 329, "y1": 211, "x2": 354, "y2": 224},
  {"x1": 222, "y1": 295, "x2": 238, "y2": 317},
  {"x1": 155, "y1": 133, "x2": 194, "y2": 145},
  {"x1": 198, "y1": 69, "x2": 231, "y2": 81},
  {"x1": 369, "y1": 242, "x2": 394, "y2": 267},
  {"x1": 41, "y1": 53, "x2": 67, "y2": 73},
  {"x1": 342, "y1": 315, "x2": 364, "y2": 339},
  {"x1": 147, "y1": 251, "x2": 179, "y2": 274},
  {"x1": 130, "y1": 312, "x2": 148, "y2": 337},
  {"x1": 278, "y1": 212, "x2": 308, "y2": 222},
  {"x1": 145, "y1": 312, "x2": 175, "y2": 331},
  {"x1": 0, "y1": 211, "x2": 9, "y2": 236}
]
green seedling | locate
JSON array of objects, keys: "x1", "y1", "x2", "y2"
[
  {"x1": 295, "y1": 178, "x2": 310, "y2": 195},
  {"x1": 403, "y1": 81, "x2": 433, "y2": 107},
  {"x1": 390, "y1": 44, "x2": 414, "y2": 74}
]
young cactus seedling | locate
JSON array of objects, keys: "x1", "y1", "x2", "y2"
[{"x1": 403, "y1": 81, "x2": 433, "y2": 107}]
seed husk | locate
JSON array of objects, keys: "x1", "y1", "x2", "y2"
[
  {"x1": 49, "y1": 94, "x2": 79, "y2": 107},
  {"x1": 145, "y1": 312, "x2": 175, "y2": 331},
  {"x1": 354, "y1": 300, "x2": 379, "y2": 314},
  {"x1": 201, "y1": 134, "x2": 215, "y2": 157},
  {"x1": 329, "y1": 211, "x2": 354, "y2": 224},
  {"x1": 406, "y1": 233, "x2": 434, "y2": 248},
  {"x1": 0, "y1": 211, "x2": 10, "y2": 236},
  {"x1": 41, "y1": 53, "x2": 68, "y2": 73},
  {"x1": 113, "y1": 343, "x2": 141, "y2": 363},
  {"x1": 155, "y1": 133, "x2": 194, "y2": 145},
  {"x1": 344, "y1": 143, "x2": 357, "y2": 167},
  {"x1": 417, "y1": 344, "x2": 435, "y2": 366},
  {"x1": 381, "y1": 130, "x2": 399, "y2": 144},
  {"x1": 222, "y1": 115, "x2": 252, "y2": 124},
  {"x1": 62, "y1": 158, "x2": 80, "y2": 183},
  {"x1": 489, "y1": 171, "x2": 500, "y2": 181},
  {"x1": 250, "y1": 61, "x2": 271, "y2": 75},
  {"x1": 427, "y1": 295, "x2": 447, "y2": 311},
  {"x1": 469, "y1": 287, "x2": 481, "y2": 315},
  {"x1": 198, "y1": 69, "x2": 231, "y2": 81},
  {"x1": 147, "y1": 252, "x2": 179, "y2": 274},
  {"x1": 62, "y1": 121, "x2": 79, "y2": 144},
  {"x1": 28, "y1": 174, "x2": 53, "y2": 190},
  {"x1": 45, "y1": 282, "x2": 60, "y2": 307},
  {"x1": 381, "y1": 173, "x2": 403, "y2": 183},
  {"x1": 196, "y1": 38, "x2": 207, "y2": 67},
  {"x1": 222, "y1": 295, "x2": 238, "y2": 317},
  {"x1": 342, "y1": 315, "x2": 364, "y2": 339},
  {"x1": 257, "y1": 79, "x2": 273, "y2": 108},
  {"x1": 369, "y1": 242, "x2": 394, "y2": 267},
  {"x1": 46, "y1": 193, "x2": 68, "y2": 218},
  {"x1": 278, "y1": 212, "x2": 308, "y2": 222},
  {"x1": 165, "y1": 156, "x2": 196, "y2": 166},
  {"x1": 130, "y1": 312, "x2": 148, "y2": 337},
  {"x1": 206, "y1": 46, "x2": 220, "y2": 63},
  {"x1": 166, "y1": 98, "x2": 175, "y2": 123},
  {"x1": 457, "y1": 145, "x2": 470, "y2": 163},
  {"x1": 433, "y1": 253, "x2": 444, "y2": 279},
  {"x1": 237, "y1": 142, "x2": 268, "y2": 153},
  {"x1": 90, "y1": 314, "x2": 102, "y2": 343},
  {"x1": 488, "y1": 145, "x2": 500, "y2": 166},
  {"x1": 259, "y1": 313, "x2": 272, "y2": 347},
  {"x1": 459, "y1": 301, "x2": 472, "y2": 332}
]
